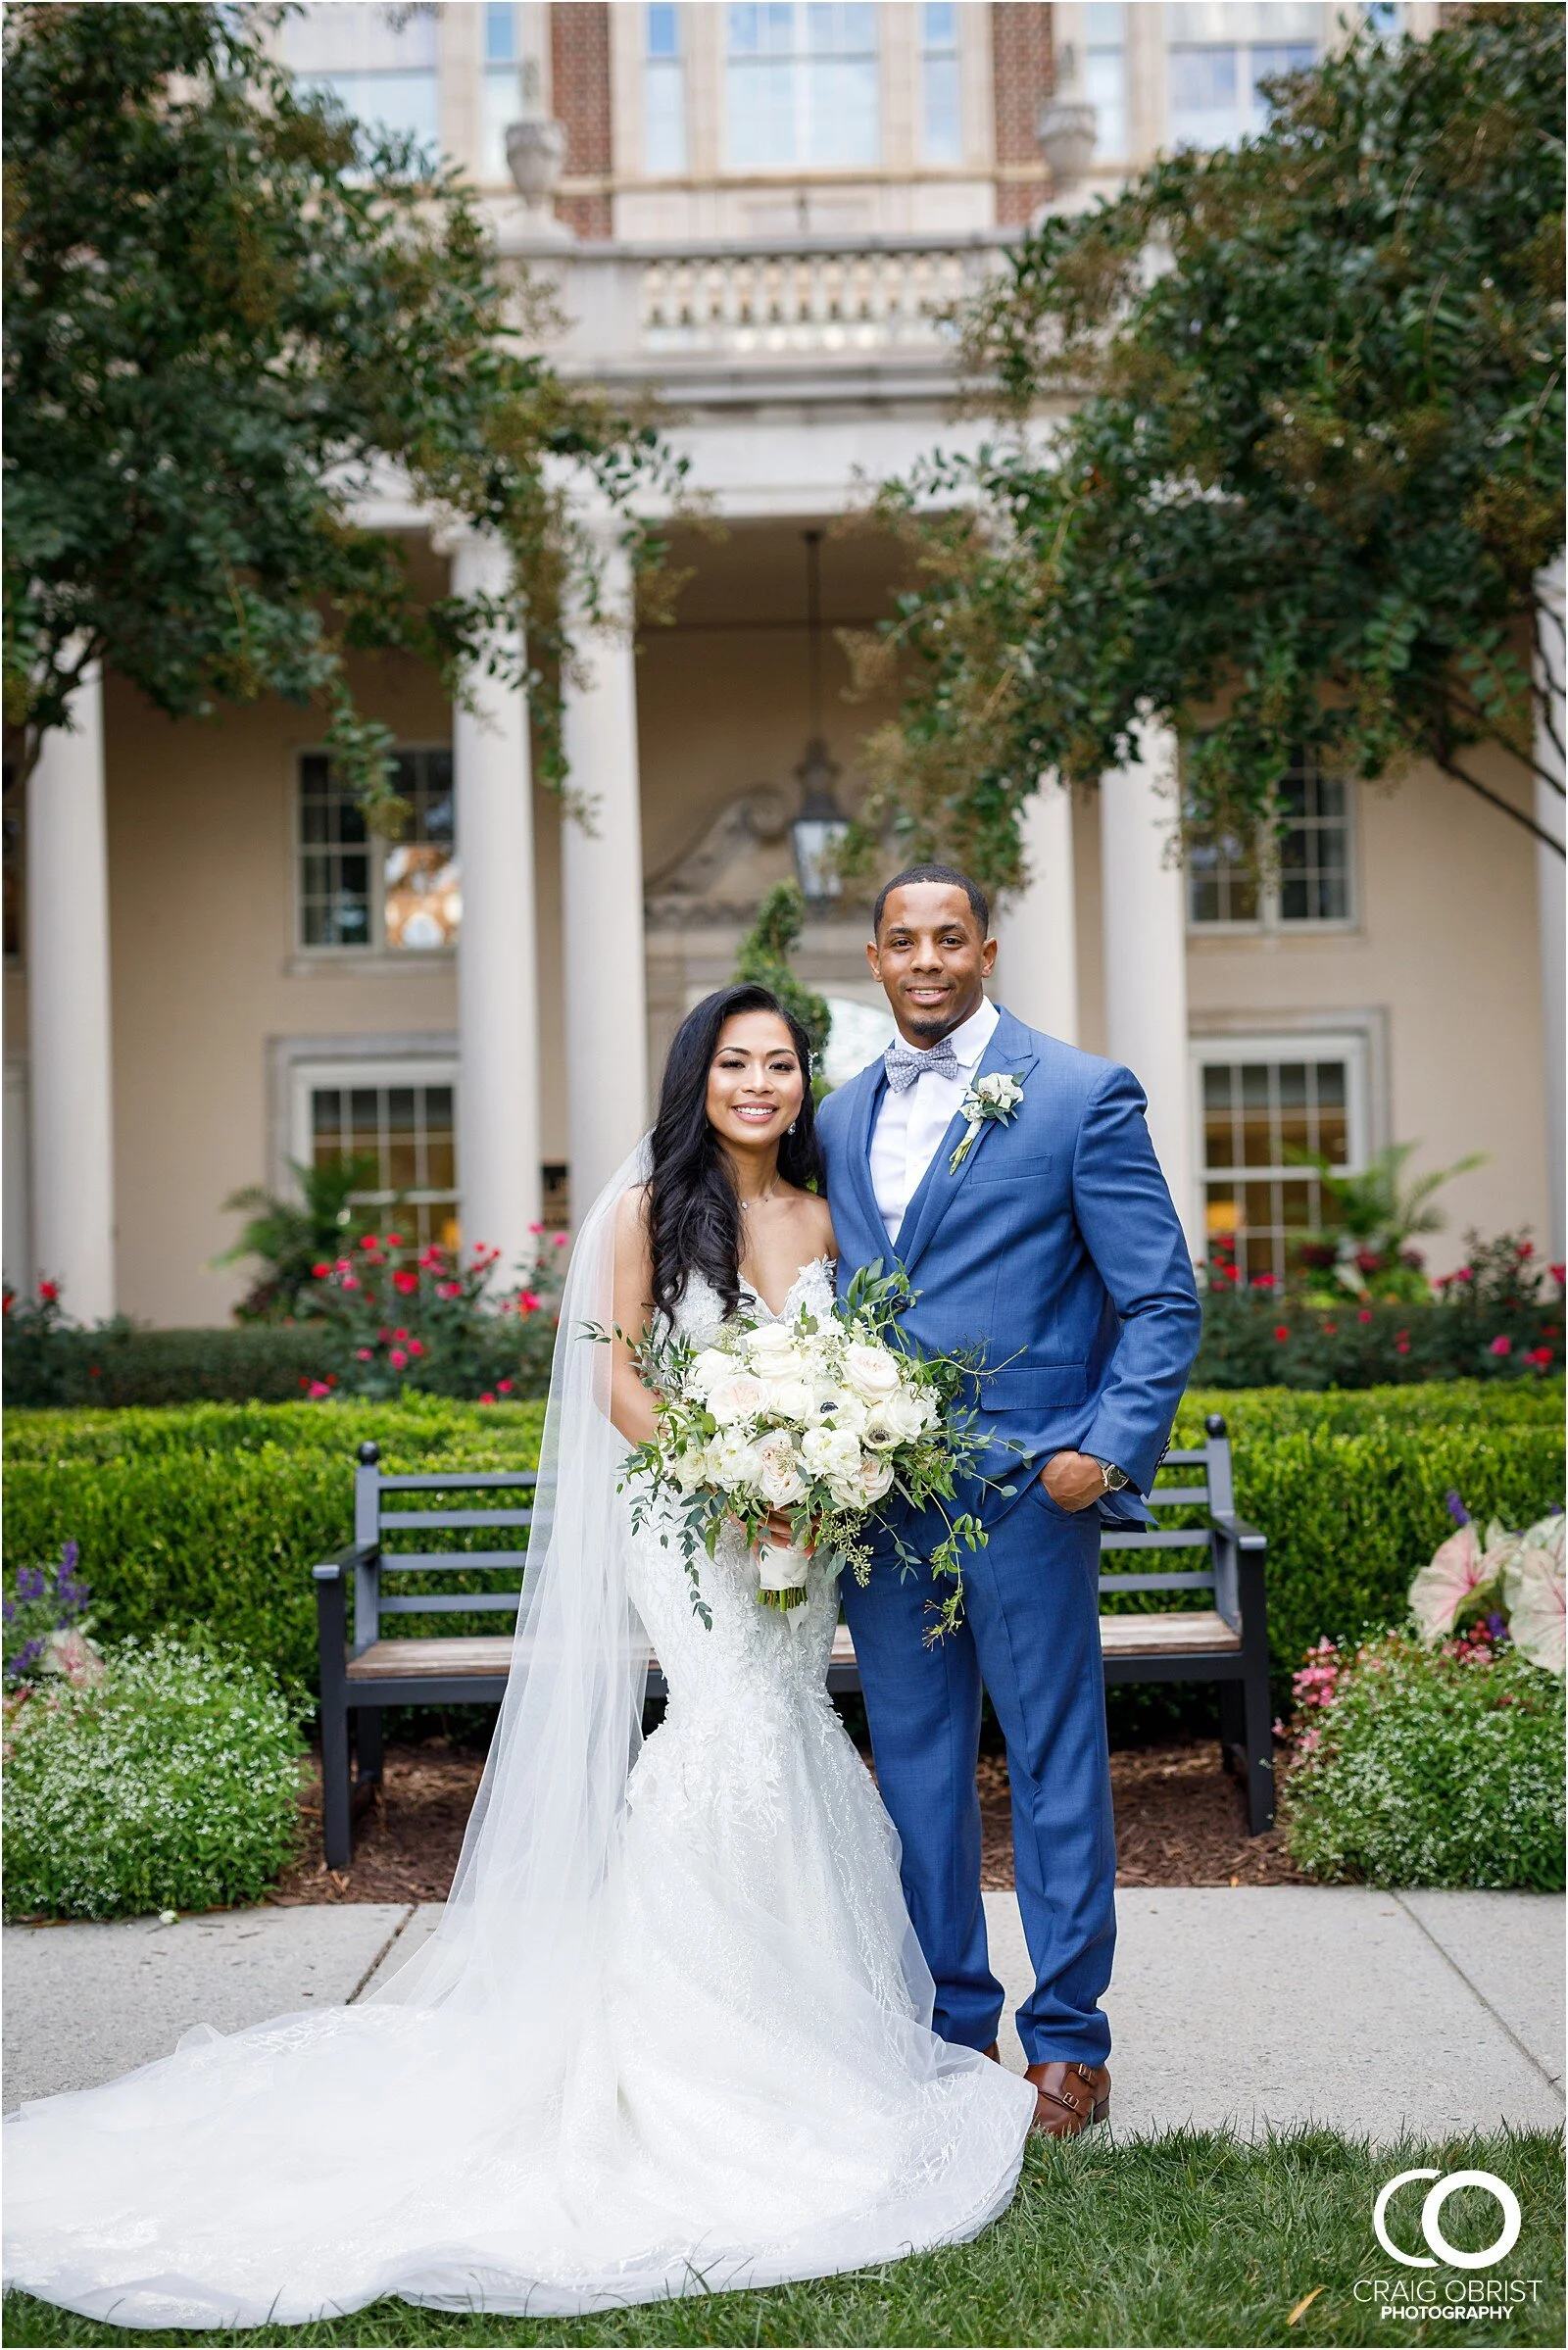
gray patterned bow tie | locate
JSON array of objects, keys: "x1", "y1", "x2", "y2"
[{"x1": 883, "y1": 1036, "x2": 961, "y2": 1093}]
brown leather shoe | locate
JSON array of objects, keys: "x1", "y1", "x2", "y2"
[{"x1": 1025, "y1": 2059, "x2": 1110, "y2": 2137}]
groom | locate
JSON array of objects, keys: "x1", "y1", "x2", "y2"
[{"x1": 816, "y1": 863, "x2": 1201, "y2": 2136}]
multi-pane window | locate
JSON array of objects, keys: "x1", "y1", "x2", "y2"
[
  {"x1": 726, "y1": 3, "x2": 880, "y2": 170},
  {"x1": 481, "y1": 4, "x2": 522, "y2": 184},
  {"x1": 920, "y1": 3, "x2": 961, "y2": 165},
  {"x1": 1188, "y1": 756, "x2": 1353, "y2": 929},
  {"x1": 309, "y1": 1075, "x2": 460, "y2": 1254},
  {"x1": 1199, "y1": 1043, "x2": 1362, "y2": 1285},
  {"x1": 282, "y1": 3, "x2": 441, "y2": 152},
  {"x1": 298, "y1": 750, "x2": 459, "y2": 954},
  {"x1": 1084, "y1": 1, "x2": 1128, "y2": 159},
  {"x1": 1166, "y1": 1, "x2": 1317, "y2": 150},
  {"x1": 645, "y1": 5, "x2": 688, "y2": 173}
]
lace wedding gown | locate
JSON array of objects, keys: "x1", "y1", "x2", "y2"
[{"x1": 4, "y1": 1252, "x2": 1033, "y2": 2329}]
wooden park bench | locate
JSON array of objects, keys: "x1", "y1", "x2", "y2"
[{"x1": 313, "y1": 1412, "x2": 1272, "y2": 1869}]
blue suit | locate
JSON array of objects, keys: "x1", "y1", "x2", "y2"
[{"x1": 816, "y1": 1004, "x2": 1201, "y2": 2064}]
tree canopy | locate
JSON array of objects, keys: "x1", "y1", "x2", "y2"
[
  {"x1": 2, "y1": 1, "x2": 679, "y2": 821},
  {"x1": 847, "y1": 4, "x2": 1565, "y2": 901}
]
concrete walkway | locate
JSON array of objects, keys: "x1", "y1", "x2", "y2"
[{"x1": 7, "y1": 1889, "x2": 1562, "y2": 2141}]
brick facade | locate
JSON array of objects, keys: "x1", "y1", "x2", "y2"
[
  {"x1": 550, "y1": 2, "x2": 613, "y2": 241},
  {"x1": 991, "y1": 2, "x2": 1053, "y2": 224}
]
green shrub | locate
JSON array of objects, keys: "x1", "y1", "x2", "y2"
[
  {"x1": 1281, "y1": 1632, "x2": 1566, "y2": 1889},
  {"x1": 3, "y1": 1637, "x2": 307, "y2": 1919},
  {"x1": 3, "y1": 1390, "x2": 1560, "y2": 1709}
]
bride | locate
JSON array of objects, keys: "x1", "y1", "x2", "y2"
[{"x1": 4, "y1": 982, "x2": 1034, "y2": 2330}]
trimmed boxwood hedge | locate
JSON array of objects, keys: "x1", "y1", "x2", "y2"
[{"x1": 4, "y1": 1386, "x2": 1561, "y2": 1709}]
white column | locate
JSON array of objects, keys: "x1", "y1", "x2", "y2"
[
  {"x1": 1100, "y1": 720, "x2": 1199, "y2": 1255},
  {"x1": 26, "y1": 663, "x2": 116, "y2": 1319},
  {"x1": 1535, "y1": 557, "x2": 1566, "y2": 1255},
  {"x1": 561, "y1": 533, "x2": 649, "y2": 1221},
  {"x1": 451, "y1": 532, "x2": 542, "y2": 1272},
  {"x1": 995, "y1": 778, "x2": 1079, "y2": 1043}
]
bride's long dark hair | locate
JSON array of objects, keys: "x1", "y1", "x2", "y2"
[{"x1": 648, "y1": 983, "x2": 824, "y2": 1323}]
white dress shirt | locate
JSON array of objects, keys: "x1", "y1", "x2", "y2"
[{"x1": 869, "y1": 996, "x2": 1000, "y2": 1244}]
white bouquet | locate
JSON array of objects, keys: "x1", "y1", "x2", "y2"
[{"x1": 602, "y1": 1263, "x2": 1008, "y2": 1640}]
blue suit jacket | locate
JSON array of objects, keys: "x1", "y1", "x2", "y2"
[{"x1": 815, "y1": 1004, "x2": 1202, "y2": 1521}]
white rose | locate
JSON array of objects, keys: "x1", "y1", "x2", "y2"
[
  {"x1": 671, "y1": 1446, "x2": 710, "y2": 1494},
  {"x1": 762, "y1": 1376, "x2": 815, "y2": 1426},
  {"x1": 843, "y1": 1343, "x2": 901, "y2": 1403},
  {"x1": 686, "y1": 1346, "x2": 738, "y2": 1398},
  {"x1": 757, "y1": 1434, "x2": 807, "y2": 1509},
  {"x1": 746, "y1": 1325, "x2": 806, "y2": 1376},
  {"x1": 882, "y1": 1390, "x2": 929, "y2": 1443},
  {"x1": 708, "y1": 1373, "x2": 768, "y2": 1427},
  {"x1": 802, "y1": 1425, "x2": 862, "y2": 1484},
  {"x1": 855, "y1": 1453, "x2": 896, "y2": 1505},
  {"x1": 828, "y1": 1476, "x2": 864, "y2": 1512}
]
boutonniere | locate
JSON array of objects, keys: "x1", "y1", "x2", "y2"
[{"x1": 949, "y1": 1071, "x2": 1027, "y2": 1172}]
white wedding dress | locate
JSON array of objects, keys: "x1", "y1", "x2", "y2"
[{"x1": 4, "y1": 1235, "x2": 1033, "y2": 2329}]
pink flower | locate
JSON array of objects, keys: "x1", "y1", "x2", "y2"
[
  {"x1": 312, "y1": 1262, "x2": 332, "y2": 1280},
  {"x1": 1550, "y1": 1263, "x2": 1565, "y2": 1287},
  {"x1": 408, "y1": 1339, "x2": 425, "y2": 1357},
  {"x1": 389, "y1": 1348, "x2": 408, "y2": 1370},
  {"x1": 518, "y1": 1290, "x2": 541, "y2": 1314},
  {"x1": 478, "y1": 1391, "x2": 497, "y2": 1405},
  {"x1": 340, "y1": 1274, "x2": 359, "y2": 1291},
  {"x1": 37, "y1": 1280, "x2": 59, "y2": 1303},
  {"x1": 528, "y1": 1221, "x2": 544, "y2": 1236},
  {"x1": 307, "y1": 1380, "x2": 333, "y2": 1400},
  {"x1": 1273, "y1": 1324, "x2": 1290, "y2": 1343},
  {"x1": 1489, "y1": 1335, "x2": 1512, "y2": 1356},
  {"x1": 1525, "y1": 1346, "x2": 1554, "y2": 1370},
  {"x1": 359, "y1": 1235, "x2": 380, "y2": 1253},
  {"x1": 386, "y1": 1231, "x2": 404, "y2": 1248},
  {"x1": 497, "y1": 1378, "x2": 514, "y2": 1394},
  {"x1": 1322, "y1": 1321, "x2": 1338, "y2": 1335},
  {"x1": 1250, "y1": 1273, "x2": 1277, "y2": 1290},
  {"x1": 1358, "y1": 1309, "x2": 1373, "y2": 1324},
  {"x1": 392, "y1": 1270, "x2": 418, "y2": 1296},
  {"x1": 554, "y1": 1233, "x2": 568, "y2": 1247},
  {"x1": 355, "y1": 1346, "x2": 372, "y2": 1361},
  {"x1": 438, "y1": 1281, "x2": 462, "y2": 1300}
]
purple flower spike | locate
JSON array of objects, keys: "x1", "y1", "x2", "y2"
[
  {"x1": 60, "y1": 1540, "x2": 78, "y2": 1574},
  {"x1": 1485, "y1": 1611, "x2": 1509, "y2": 1641},
  {"x1": 16, "y1": 1566, "x2": 46, "y2": 1601},
  {"x1": 1445, "y1": 1490, "x2": 1471, "y2": 1527}
]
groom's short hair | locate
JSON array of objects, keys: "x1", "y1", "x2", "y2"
[{"x1": 872, "y1": 863, "x2": 991, "y2": 940}]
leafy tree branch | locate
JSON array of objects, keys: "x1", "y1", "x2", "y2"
[
  {"x1": 847, "y1": 4, "x2": 1565, "y2": 899},
  {"x1": 2, "y1": 1, "x2": 685, "y2": 827}
]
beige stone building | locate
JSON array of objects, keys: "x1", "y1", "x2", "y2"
[{"x1": 8, "y1": 0, "x2": 1561, "y2": 1330}]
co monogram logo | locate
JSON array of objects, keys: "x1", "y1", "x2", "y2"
[{"x1": 1373, "y1": 2171, "x2": 1523, "y2": 2271}]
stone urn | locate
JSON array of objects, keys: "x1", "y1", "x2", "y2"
[
  {"x1": 1035, "y1": 98, "x2": 1098, "y2": 196},
  {"x1": 506, "y1": 116, "x2": 567, "y2": 208}
]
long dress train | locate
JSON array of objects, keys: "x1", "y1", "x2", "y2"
[{"x1": 3, "y1": 1244, "x2": 1033, "y2": 2328}]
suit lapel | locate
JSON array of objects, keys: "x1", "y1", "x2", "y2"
[
  {"x1": 895, "y1": 1006, "x2": 1040, "y2": 1283},
  {"x1": 846, "y1": 1058, "x2": 891, "y2": 1261}
]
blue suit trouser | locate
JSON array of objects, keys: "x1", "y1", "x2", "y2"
[{"x1": 841, "y1": 1480, "x2": 1115, "y2": 2066}]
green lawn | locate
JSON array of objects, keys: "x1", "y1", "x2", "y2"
[{"x1": 5, "y1": 2127, "x2": 1562, "y2": 2348}]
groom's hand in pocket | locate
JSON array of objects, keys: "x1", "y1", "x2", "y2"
[{"x1": 1039, "y1": 1451, "x2": 1103, "y2": 1512}]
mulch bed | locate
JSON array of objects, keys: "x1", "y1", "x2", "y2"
[{"x1": 270, "y1": 1731, "x2": 1304, "y2": 1906}]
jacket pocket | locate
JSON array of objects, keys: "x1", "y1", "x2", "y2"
[
  {"x1": 975, "y1": 1362, "x2": 1088, "y2": 1409},
  {"x1": 967, "y1": 1154, "x2": 1052, "y2": 1186}
]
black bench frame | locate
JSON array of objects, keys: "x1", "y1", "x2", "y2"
[{"x1": 314, "y1": 1413, "x2": 1272, "y2": 1868}]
